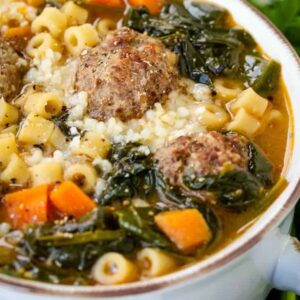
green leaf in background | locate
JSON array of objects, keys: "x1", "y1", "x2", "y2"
[{"x1": 249, "y1": 0, "x2": 300, "y2": 55}]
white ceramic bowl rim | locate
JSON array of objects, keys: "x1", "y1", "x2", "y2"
[{"x1": 1, "y1": 0, "x2": 300, "y2": 297}]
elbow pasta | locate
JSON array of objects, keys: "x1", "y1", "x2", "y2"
[
  {"x1": 197, "y1": 103, "x2": 229, "y2": 130},
  {"x1": 0, "y1": 153, "x2": 30, "y2": 185},
  {"x1": 61, "y1": 1, "x2": 88, "y2": 26},
  {"x1": 64, "y1": 24, "x2": 100, "y2": 56},
  {"x1": 17, "y1": 113, "x2": 55, "y2": 145},
  {"x1": 0, "y1": 133, "x2": 18, "y2": 170},
  {"x1": 31, "y1": 7, "x2": 67, "y2": 38},
  {"x1": 229, "y1": 88, "x2": 269, "y2": 118},
  {"x1": 24, "y1": 92, "x2": 63, "y2": 119},
  {"x1": 214, "y1": 78, "x2": 243, "y2": 103},
  {"x1": 137, "y1": 248, "x2": 177, "y2": 278},
  {"x1": 30, "y1": 162, "x2": 63, "y2": 186},
  {"x1": 96, "y1": 19, "x2": 117, "y2": 37},
  {"x1": 92, "y1": 253, "x2": 138, "y2": 285},
  {"x1": 64, "y1": 163, "x2": 97, "y2": 193},
  {"x1": 72, "y1": 132, "x2": 111, "y2": 159},
  {"x1": 0, "y1": 98, "x2": 19, "y2": 127},
  {"x1": 26, "y1": 33, "x2": 61, "y2": 58}
]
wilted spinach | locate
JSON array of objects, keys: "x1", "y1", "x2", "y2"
[
  {"x1": 248, "y1": 143, "x2": 274, "y2": 187},
  {"x1": 99, "y1": 143, "x2": 155, "y2": 204},
  {"x1": 243, "y1": 55, "x2": 280, "y2": 97},
  {"x1": 182, "y1": 142, "x2": 273, "y2": 210},
  {"x1": 51, "y1": 112, "x2": 74, "y2": 137},
  {"x1": 183, "y1": 170, "x2": 264, "y2": 210},
  {"x1": 117, "y1": 207, "x2": 174, "y2": 250},
  {"x1": 123, "y1": 2, "x2": 280, "y2": 95},
  {"x1": 21, "y1": 208, "x2": 136, "y2": 271}
]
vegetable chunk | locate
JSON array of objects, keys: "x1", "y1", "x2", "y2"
[
  {"x1": 3, "y1": 185, "x2": 49, "y2": 229},
  {"x1": 155, "y1": 209, "x2": 211, "y2": 253},
  {"x1": 129, "y1": 0, "x2": 164, "y2": 14},
  {"x1": 50, "y1": 181, "x2": 96, "y2": 218}
]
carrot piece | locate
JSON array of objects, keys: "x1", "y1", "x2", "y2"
[
  {"x1": 155, "y1": 209, "x2": 212, "y2": 253},
  {"x1": 3, "y1": 26, "x2": 31, "y2": 38},
  {"x1": 88, "y1": 0, "x2": 124, "y2": 8},
  {"x1": 129, "y1": 0, "x2": 164, "y2": 14},
  {"x1": 50, "y1": 181, "x2": 96, "y2": 219},
  {"x1": 3, "y1": 185, "x2": 50, "y2": 229}
]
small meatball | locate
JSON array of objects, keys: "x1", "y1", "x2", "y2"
[
  {"x1": 155, "y1": 131, "x2": 249, "y2": 189},
  {"x1": 74, "y1": 27, "x2": 179, "y2": 122},
  {"x1": 0, "y1": 37, "x2": 28, "y2": 102}
]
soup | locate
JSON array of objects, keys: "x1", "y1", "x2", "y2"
[{"x1": 0, "y1": 0, "x2": 291, "y2": 286}]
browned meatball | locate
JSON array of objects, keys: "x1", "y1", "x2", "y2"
[
  {"x1": 0, "y1": 37, "x2": 28, "y2": 102},
  {"x1": 74, "y1": 27, "x2": 179, "y2": 122},
  {"x1": 155, "y1": 131, "x2": 249, "y2": 189}
]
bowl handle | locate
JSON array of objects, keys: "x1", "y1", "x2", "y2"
[{"x1": 272, "y1": 234, "x2": 300, "y2": 294}]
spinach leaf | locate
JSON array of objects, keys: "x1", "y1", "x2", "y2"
[
  {"x1": 183, "y1": 170, "x2": 264, "y2": 210},
  {"x1": 123, "y1": 3, "x2": 279, "y2": 94},
  {"x1": 99, "y1": 144, "x2": 155, "y2": 205},
  {"x1": 184, "y1": 1, "x2": 227, "y2": 26},
  {"x1": 248, "y1": 143, "x2": 274, "y2": 187},
  {"x1": 117, "y1": 207, "x2": 174, "y2": 250},
  {"x1": 36, "y1": 229, "x2": 125, "y2": 247},
  {"x1": 243, "y1": 55, "x2": 280, "y2": 96},
  {"x1": 51, "y1": 112, "x2": 74, "y2": 137},
  {"x1": 21, "y1": 208, "x2": 136, "y2": 271}
]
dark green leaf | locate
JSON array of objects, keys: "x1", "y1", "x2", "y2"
[
  {"x1": 248, "y1": 143, "x2": 274, "y2": 187},
  {"x1": 243, "y1": 55, "x2": 280, "y2": 96},
  {"x1": 123, "y1": 3, "x2": 263, "y2": 87},
  {"x1": 99, "y1": 143, "x2": 154, "y2": 204},
  {"x1": 37, "y1": 229, "x2": 125, "y2": 247},
  {"x1": 117, "y1": 207, "x2": 174, "y2": 250},
  {"x1": 183, "y1": 170, "x2": 265, "y2": 210}
]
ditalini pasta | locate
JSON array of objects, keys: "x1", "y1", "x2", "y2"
[
  {"x1": 24, "y1": 92, "x2": 63, "y2": 119},
  {"x1": 61, "y1": 1, "x2": 88, "y2": 26},
  {"x1": 0, "y1": 0, "x2": 291, "y2": 287},
  {"x1": 26, "y1": 33, "x2": 61, "y2": 58},
  {"x1": 31, "y1": 7, "x2": 67, "y2": 37},
  {"x1": 0, "y1": 133, "x2": 18, "y2": 169},
  {"x1": 30, "y1": 162, "x2": 64, "y2": 186},
  {"x1": 137, "y1": 248, "x2": 177, "y2": 277},
  {"x1": 64, "y1": 24, "x2": 100, "y2": 56},
  {"x1": 0, "y1": 153, "x2": 30, "y2": 185},
  {"x1": 92, "y1": 253, "x2": 138, "y2": 285}
]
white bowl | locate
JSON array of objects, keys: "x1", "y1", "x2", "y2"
[{"x1": 1, "y1": 0, "x2": 300, "y2": 299}]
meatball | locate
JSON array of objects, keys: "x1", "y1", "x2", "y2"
[
  {"x1": 0, "y1": 37, "x2": 28, "y2": 102},
  {"x1": 155, "y1": 131, "x2": 249, "y2": 189},
  {"x1": 74, "y1": 27, "x2": 179, "y2": 122}
]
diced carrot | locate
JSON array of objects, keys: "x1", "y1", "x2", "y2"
[
  {"x1": 50, "y1": 181, "x2": 96, "y2": 219},
  {"x1": 89, "y1": 0, "x2": 124, "y2": 8},
  {"x1": 3, "y1": 185, "x2": 50, "y2": 229},
  {"x1": 129, "y1": 0, "x2": 164, "y2": 14},
  {"x1": 3, "y1": 26, "x2": 31, "y2": 38},
  {"x1": 155, "y1": 209, "x2": 212, "y2": 253}
]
